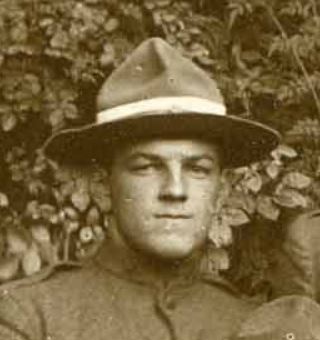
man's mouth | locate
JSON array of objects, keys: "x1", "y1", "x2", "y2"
[{"x1": 154, "y1": 214, "x2": 192, "y2": 219}]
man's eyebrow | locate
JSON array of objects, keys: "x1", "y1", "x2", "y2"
[
  {"x1": 184, "y1": 155, "x2": 217, "y2": 163},
  {"x1": 126, "y1": 153, "x2": 218, "y2": 163},
  {"x1": 126, "y1": 152, "x2": 162, "y2": 162}
]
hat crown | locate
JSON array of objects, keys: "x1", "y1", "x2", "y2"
[{"x1": 96, "y1": 37, "x2": 224, "y2": 112}]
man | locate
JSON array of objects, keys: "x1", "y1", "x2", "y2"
[{"x1": 0, "y1": 37, "x2": 319, "y2": 340}]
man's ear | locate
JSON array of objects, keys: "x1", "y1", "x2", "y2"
[
  {"x1": 90, "y1": 166, "x2": 113, "y2": 214},
  {"x1": 103, "y1": 172, "x2": 112, "y2": 195},
  {"x1": 212, "y1": 172, "x2": 230, "y2": 214},
  {"x1": 103, "y1": 172, "x2": 113, "y2": 214}
]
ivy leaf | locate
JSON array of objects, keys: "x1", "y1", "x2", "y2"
[
  {"x1": 0, "y1": 192, "x2": 9, "y2": 207},
  {"x1": 266, "y1": 161, "x2": 281, "y2": 179},
  {"x1": 242, "y1": 172, "x2": 263, "y2": 193},
  {"x1": 50, "y1": 29, "x2": 70, "y2": 49},
  {"x1": 63, "y1": 206, "x2": 79, "y2": 221},
  {"x1": 64, "y1": 220, "x2": 80, "y2": 234},
  {"x1": 93, "y1": 225, "x2": 105, "y2": 241},
  {"x1": 99, "y1": 43, "x2": 115, "y2": 68},
  {"x1": 224, "y1": 208, "x2": 250, "y2": 227},
  {"x1": 71, "y1": 190, "x2": 91, "y2": 212},
  {"x1": 257, "y1": 195, "x2": 280, "y2": 221},
  {"x1": 63, "y1": 103, "x2": 78, "y2": 120},
  {"x1": 86, "y1": 206, "x2": 100, "y2": 226},
  {"x1": 90, "y1": 179, "x2": 112, "y2": 213},
  {"x1": 25, "y1": 200, "x2": 41, "y2": 220},
  {"x1": 21, "y1": 244, "x2": 42, "y2": 276},
  {"x1": 282, "y1": 172, "x2": 312, "y2": 189},
  {"x1": 48, "y1": 109, "x2": 65, "y2": 129},
  {"x1": 273, "y1": 188, "x2": 308, "y2": 208},
  {"x1": 104, "y1": 18, "x2": 119, "y2": 33},
  {"x1": 271, "y1": 145, "x2": 297, "y2": 160},
  {"x1": 233, "y1": 166, "x2": 249, "y2": 175},
  {"x1": 196, "y1": 55, "x2": 214, "y2": 66},
  {"x1": 227, "y1": 191, "x2": 256, "y2": 214},
  {"x1": 1, "y1": 112, "x2": 17, "y2": 132},
  {"x1": 31, "y1": 225, "x2": 51, "y2": 244},
  {"x1": 0, "y1": 256, "x2": 20, "y2": 282}
]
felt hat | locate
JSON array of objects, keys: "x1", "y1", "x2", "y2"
[
  {"x1": 43, "y1": 37, "x2": 280, "y2": 168},
  {"x1": 233, "y1": 295, "x2": 320, "y2": 340}
]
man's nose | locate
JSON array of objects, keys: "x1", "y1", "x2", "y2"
[{"x1": 159, "y1": 166, "x2": 187, "y2": 201}]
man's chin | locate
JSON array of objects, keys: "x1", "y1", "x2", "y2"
[{"x1": 144, "y1": 237, "x2": 201, "y2": 262}]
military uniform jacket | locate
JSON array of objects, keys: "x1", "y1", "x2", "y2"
[{"x1": 0, "y1": 235, "x2": 318, "y2": 340}]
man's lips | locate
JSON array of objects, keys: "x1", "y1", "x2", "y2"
[{"x1": 154, "y1": 214, "x2": 192, "y2": 219}]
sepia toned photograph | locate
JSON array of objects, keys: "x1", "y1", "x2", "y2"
[{"x1": 0, "y1": 0, "x2": 320, "y2": 339}]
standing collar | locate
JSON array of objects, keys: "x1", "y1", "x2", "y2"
[
  {"x1": 93, "y1": 234, "x2": 204, "y2": 289},
  {"x1": 92, "y1": 232, "x2": 239, "y2": 295}
]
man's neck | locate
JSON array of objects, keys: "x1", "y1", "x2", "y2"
[{"x1": 93, "y1": 226, "x2": 204, "y2": 288}]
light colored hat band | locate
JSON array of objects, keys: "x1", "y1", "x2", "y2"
[{"x1": 97, "y1": 96, "x2": 226, "y2": 124}]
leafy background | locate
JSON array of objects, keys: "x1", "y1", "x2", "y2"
[{"x1": 0, "y1": 0, "x2": 320, "y2": 296}]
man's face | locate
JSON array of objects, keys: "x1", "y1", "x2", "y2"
[{"x1": 109, "y1": 138, "x2": 223, "y2": 261}]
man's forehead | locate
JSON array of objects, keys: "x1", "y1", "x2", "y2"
[{"x1": 114, "y1": 137, "x2": 221, "y2": 160}]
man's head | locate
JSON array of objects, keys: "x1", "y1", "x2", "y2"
[
  {"x1": 108, "y1": 137, "x2": 223, "y2": 260},
  {"x1": 43, "y1": 37, "x2": 280, "y2": 262}
]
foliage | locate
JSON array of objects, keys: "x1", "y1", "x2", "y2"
[{"x1": 0, "y1": 0, "x2": 320, "y2": 295}]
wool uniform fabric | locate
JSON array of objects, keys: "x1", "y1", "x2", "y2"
[{"x1": 1, "y1": 236, "x2": 320, "y2": 340}]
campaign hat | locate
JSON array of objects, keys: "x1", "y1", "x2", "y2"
[{"x1": 43, "y1": 37, "x2": 280, "y2": 168}]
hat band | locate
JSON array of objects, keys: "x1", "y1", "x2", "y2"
[{"x1": 97, "y1": 96, "x2": 226, "y2": 124}]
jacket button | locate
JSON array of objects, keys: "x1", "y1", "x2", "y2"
[{"x1": 286, "y1": 333, "x2": 295, "y2": 340}]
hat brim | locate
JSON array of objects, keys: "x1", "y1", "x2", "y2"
[{"x1": 42, "y1": 112, "x2": 280, "y2": 168}]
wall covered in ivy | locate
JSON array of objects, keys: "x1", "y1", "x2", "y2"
[{"x1": 0, "y1": 0, "x2": 320, "y2": 295}]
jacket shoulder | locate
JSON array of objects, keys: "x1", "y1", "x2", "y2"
[
  {"x1": 0, "y1": 261, "x2": 112, "y2": 340},
  {"x1": 232, "y1": 295, "x2": 320, "y2": 340},
  {"x1": 0, "y1": 261, "x2": 83, "y2": 294},
  {"x1": 0, "y1": 259, "x2": 113, "y2": 305},
  {"x1": 201, "y1": 274, "x2": 258, "y2": 314}
]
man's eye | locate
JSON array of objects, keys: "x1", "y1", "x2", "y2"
[
  {"x1": 188, "y1": 165, "x2": 211, "y2": 175},
  {"x1": 130, "y1": 163, "x2": 158, "y2": 173}
]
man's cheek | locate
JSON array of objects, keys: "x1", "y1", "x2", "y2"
[
  {"x1": 196, "y1": 193, "x2": 217, "y2": 214},
  {"x1": 194, "y1": 182, "x2": 219, "y2": 198}
]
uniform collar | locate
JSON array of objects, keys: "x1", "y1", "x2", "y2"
[
  {"x1": 93, "y1": 231, "x2": 238, "y2": 294},
  {"x1": 94, "y1": 234, "x2": 203, "y2": 289}
]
